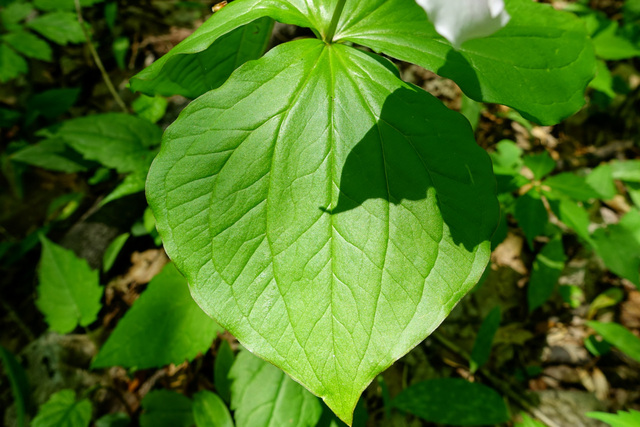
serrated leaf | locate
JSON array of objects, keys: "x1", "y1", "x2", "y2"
[
  {"x1": 3, "y1": 31, "x2": 52, "y2": 61},
  {"x1": 543, "y1": 173, "x2": 599, "y2": 201},
  {"x1": 193, "y1": 391, "x2": 233, "y2": 427},
  {"x1": 140, "y1": 390, "x2": 193, "y2": 427},
  {"x1": 10, "y1": 138, "x2": 88, "y2": 173},
  {"x1": 514, "y1": 191, "x2": 548, "y2": 248},
  {"x1": 92, "y1": 263, "x2": 222, "y2": 369},
  {"x1": 524, "y1": 152, "x2": 556, "y2": 181},
  {"x1": 0, "y1": 43, "x2": 28, "y2": 82},
  {"x1": 528, "y1": 238, "x2": 566, "y2": 312},
  {"x1": 0, "y1": 345, "x2": 31, "y2": 427},
  {"x1": 36, "y1": 236, "x2": 103, "y2": 334},
  {"x1": 32, "y1": 389, "x2": 92, "y2": 427},
  {"x1": 214, "y1": 340, "x2": 234, "y2": 403},
  {"x1": 131, "y1": 18, "x2": 274, "y2": 98},
  {"x1": 230, "y1": 350, "x2": 322, "y2": 427},
  {"x1": 391, "y1": 378, "x2": 509, "y2": 426},
  {"x1": 587, "y1": 409, "x2": 640, "y2": 427},
  {"x1": 27, "y1": 12, "x2": 84, "y2": 45},
  {"x1": 335, "y1": 0, "x2": 596, "y2": 125},
  {"x1": 587, "y1": 321, "x2": 640, "y2": 363},
  {"x1": 54, "y1": 113, "x2": 161, "y2": 173},
  {"x1": 470, "y1": 306, "x2": 501, "y2": 373},
  {"x1": 147, "y1": 39, "x2": 498, "y2": 424}
]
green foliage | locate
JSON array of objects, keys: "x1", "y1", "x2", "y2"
[
  {"x1": 102, "y1": 233, "x2": 129, "y2": 273},
  {"x1": 515, "y1": 413, "x2": 547, "y2": 427},
  {"x1": 514, "y1": 191, "x2": 548, "y2": 248},
  {"x1": 470, "y1": 306, "x2": 501, "y2": 373},
  {"x1": 587, "y1": 321, "x2": 640, "y2": 363},
  {"x1": 230, "y1": 349, "x2": 322, "y2": 427},
  {"x1": 95, "y1": 413, "x2": 130, "y2": 427},
  {"x1": 528, "y1": 238, "x2": 567, "y2": 312},
  {"x1": 27, "y1": 12, "x2": 84, "y2": 45},
  {"x1": 132, "y1": 95, "x2": 169, "y2": 124},
  {"x1": 0, "y1": 345, "x2": 31, "y2": 427},
  {"x1": 587, "y1": 409, "x2": 640, "y2": 427},
  {"x1": 139, "y1": 390, "x2": 194, "y2": 427},
  {"x1": 10, "y1": 138, "x2": 88, "y2": 173},
  {"x1": 214, "y1": 340, "x2": 234, "y2": 403},
  {"x1": 36, "y1": 235, "x2": 103, "y2": 334},
  {"x1": 92, "y1": 263, "x2": 223, "y2": 369},
  {"x1": 391, "y1": 378, "x2": 510, "y2": 426},
  {"x1": 31, "y1": 389, "x2": 92, "y2": 427},
  {"x1": 193, "y1": 391, "x2": 234, "y2": 427}
]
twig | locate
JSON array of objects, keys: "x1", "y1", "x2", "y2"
[
  {"x1": 432, "y1": 331, "x2": 562, "y2": 427},
  {"x1": 74, "y1": 0, "x2": 128, "y2": 113}
]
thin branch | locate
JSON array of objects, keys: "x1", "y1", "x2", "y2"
[
  {"x1": 432, "y1": 331, "x2": 562, "y2": 427},
  {"x1": 74, "y1": 0, "x2": 128, "y2": 113}
]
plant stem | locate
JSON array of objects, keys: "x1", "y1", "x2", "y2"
[
  {"x1": 324, "y1": 0, "x2": 347, "y2": 43},
  {"x1": 74, "y1": 0, "x2": 128, "y2": 113}
]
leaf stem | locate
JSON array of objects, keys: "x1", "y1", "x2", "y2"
[
  {"x1": 74, "y1": 0, "x2": 128, "y2": 113},
  {"x1": 324, "y1": 0, "x2": 347, "y2": 43}
]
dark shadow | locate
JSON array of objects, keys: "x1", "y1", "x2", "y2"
[
  {"x1": 438, "y1": 49, "x2": 483, "y2": 105},
  {"x1": 322, "y1": 86, "x2": 498, "y2": 252}
]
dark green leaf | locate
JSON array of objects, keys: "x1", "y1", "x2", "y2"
[
  {"x1": 132, "y1": 95, "x2": 168, "y2": 124},
  {"x1": 36, "y1": 236, "x2": 103, "y2": 334},
  {"x1": 3, "y1": 31, "x2": 52, "y2": 61},
  {"x1": 584, "y1": 335, "x2": 612, "y2": 357},
  {"x1": 392, "y1": 378, "x2": 509, "y2": 426},
  {"x1": 192, "y1": 391, "x2": 233, "y2": 427},
  {"x1": 214, "y1": 340, "x2": 234, "y2": 403},
  {"x1": 10, "y1": 138, "x2": 88, "y2": 173},
  {"x1": 470, "y1": 306, "x2": 501, "y2": 373},
  {"x1": 586, "y1": 163, "x2": 617, "y2": 200},
  {"x1": 230, "y1": 350, "x2": 321, "y2": 427},
  {"x1": 0, "y1": 43, "x2": 28, "y2": 82},
  {"x1": 27, "y1": 12, "x2": 84, "y2": 45},
  {"x1": 592, "y1": 209, "x2": 640, "y2": 287},
  {"x1": 528, "y1": 238, "x2": 566, "y2": 311},
  {"x1": 95, "y1": 413, "x2": 130, "y2": 427},
  {"x1": 140, "y1": 390, "x2": 193, "y2": 427},
  {"x1": 27, "y1": 88, "x2": 80, "y2": 122},
  {"x1": 587, "y1": 321, "x2": 640, "y2": 363},
  {"x1": 514, "y1": 191, "x2": 548, "y2": 248},
  {"x1": 32, "y1": 389, "x2": 92, "y2": 427},
  {"x1": 0, "y1": 345, "x2": 30, "y2": 427},
  {"x1": 102, "y1": 233, "x2": 129, "y2": 273},
  {"x1": 92, "y1": 263, "x2": 222, "y2": 369}
]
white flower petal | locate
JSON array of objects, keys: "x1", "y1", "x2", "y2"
[{"x1": 416, "y1": 0, "x2": 511, "y2": 48}]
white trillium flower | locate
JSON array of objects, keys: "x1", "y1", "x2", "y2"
[{"x1": 416, "y1": 0, "x2": 511, "y2": 48}]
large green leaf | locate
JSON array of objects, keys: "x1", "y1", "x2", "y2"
[
  {"x1": 592, "y1": 209, "x2": 640, "y2": 287},
  {"x1": 230, "y1": 350, "x2": 322, "y2": 427},
  {"x1": 336, "y1": 0, "x2": 596, "y2": 125},
  {"x1": 92, "y1": 263, "x2": 222, "y2": 369},
  {"x1": 391, "y1": 378, "x2": 509, "y2": 426},
  {"x1": 131, "y1": 18, "x2": 274, "y2": 99},
  {"x1": 147, "y1": 38, "x2": 498, "y2": 424},
  {"x1": 587, "y1": 321, "x2": 640, "y2": 363},
  {"x1": 36, "y1": 236, "x2": 103, "y2": 334},
  {"x1": 3, "y1": 31, "x2": 53, "y2": 61},
  {"x1": 31, "y1": 389, "x2": 92, "y2": 427},
  {"x1": 587, "y1": 409, "x2": 640, "y2": 427},
  {"x1": 27, "y1": 12, "x2": 84, "y2": 45}
]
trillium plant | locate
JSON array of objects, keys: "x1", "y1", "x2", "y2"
[{"x1": 133, "y1": 0, "x2": 595, "y2": 424}]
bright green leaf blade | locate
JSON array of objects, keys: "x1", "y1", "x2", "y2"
[
  {"x1": 591, "y1": 209, "x2": 640, "y2": 287},
  {"x1": 132, "y1": 18, "x2": 274, "y2": 99},
  {"x1": 140, "y1": 390, "x2": 193, "y2": 427},
  {"x1": 1, "y1": 2, "x2": 34, "y2": 28},
  {"x1": 514, "y1": 192, "x2": 548, "y2": 248},
  {"x1": 32, "y1": 389, "x2": 92, "y2": 427},
  {"x1": 0, "y1": 345, "x2": 30, "y2": 427},
  {"x1": 0, "y1": 43, "x2": 28, "y2": 83},
  {"x1": 102, "y1": 233, "x2": 129, "y2": 273},
  {"x1": 524, "y1": 152, "x2": 556, "y2": 181},
  {"x1": 336, "y1": 0, "x2": 596, "y2": 125},
  {"x1": 100, "y1": 172, "x2": 146, "y2": 206},
  {"x1": 3, "y1": 31, "x2": 52, "y2": 61},
  {"x1": 591, "y1": 20, "x2": 640, "y2": 60},
  {"x1": 147, "y1": 39, "x2": 498, "y2": 424},
  {"x1": 586, "y1": 163, "x2": 616, "y2": 200},
  {"x1": 36, "y1": 236, "x2": 103, "y2": 334},
  {"x1": 587, "y1": 321, "x2": 640, "y2": 363},
  {"x1": 27, "y1": 12, "x2": 84, "y2": 45},
  {"x1": 27, "y1": 88, "x2": 81, "y2": 121},
  {"x1": 515, "y1": 413, "x2": 547, "y2": 427},
  {"x1": 587, "y1": 409, "x2": 640, "y2": 427},
  {"x1": 112, "y1": 36, "x2": 129, "y2": 70},
  {"x1": 92, "y1": 263, "x2": 222, "y2": 369},
  {"x1": 193, "y1": 391, "x2": 233, "y2": 427},
  {"x1": 230, "y1": 350, "x2": 322, "y2": 427},
  {"x1": 132, "y1": 95, "x2": 168, "y2": 124},
  {"x1": 490, "y1": 140, "x2": 523, "y2": 177},
  {"x1": 589, "y1": 60, "x2": 616, "y2": 98},
  {"x1": 470, "y1": 306, "x2": 501, "y2": 373},
  {"x1": 391, "y1": 378, "x2": 509, "y2": 426},
  {"x1": 33, "y1": 0, "x2": 106, "y2": 11},
  {"x1": 95, "y1": 413, "x2": 130, "y2": 427},
  {"x1": 129, "y1": 0, "x2": 324, "y2": 97},
  {"x1": 588, "y1": 288, "x2": 624, "y2": 319},
  {"x1": 10, "y1": 138, "x2": 88, "y2": 173},
  {"x1": 548, "y1": 198, "x2": 592, "y2": 243},
  {"x1": 543, "y1": 173, "x2": 599, "y2": 202},
  {"x1": 528, "y1": 238, "x2": 566, "y2": 312},
  {"x1": 54, "y1": 113, "x2": 161, "y2": 173},
  {"x1": 611, "y1": 160, "x2": 640, "y2": 182},
  {"x1": 214, "y1": 340, "x2": 234, "y2": 403}
]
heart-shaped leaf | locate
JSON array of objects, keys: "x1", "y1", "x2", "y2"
[{"x1": 147, "y1": 39, "x2": 498, "y2": 424}]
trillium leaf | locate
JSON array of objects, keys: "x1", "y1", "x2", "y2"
[
  {"x1": 147, "y1": 39, "x2": 498, "y2": 424},
  {"x1": 335, "y1": 0, "x2": 596, "y2": 125}
]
